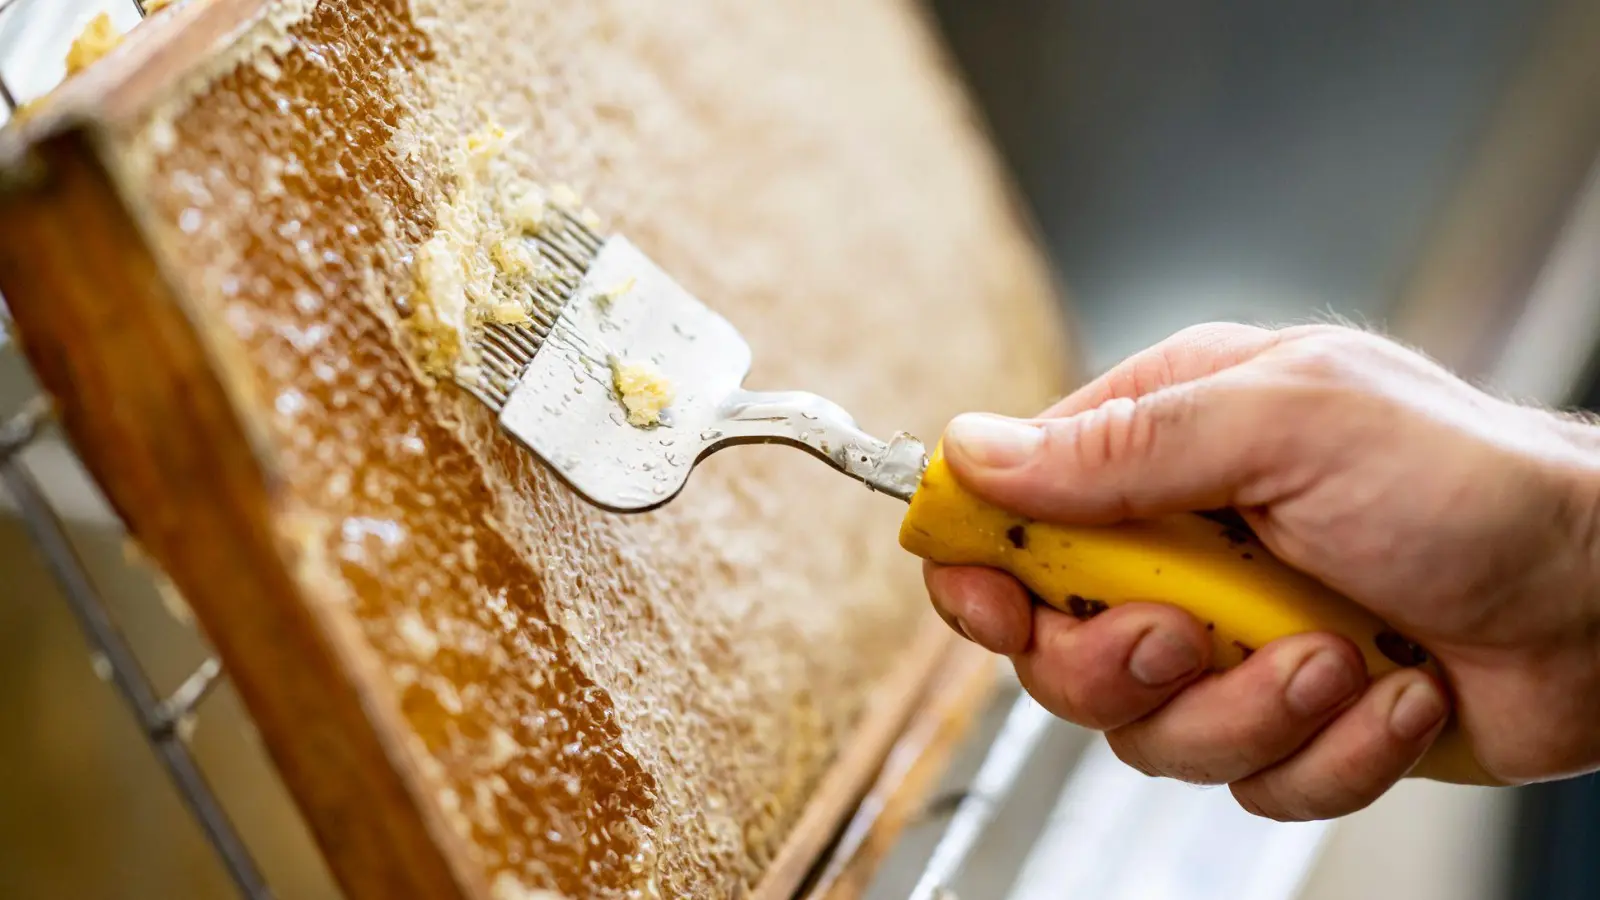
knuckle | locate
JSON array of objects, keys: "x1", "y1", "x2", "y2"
[
  {"x1": 1109, "y1": 723, "x2": 1233, "y2": 785},
  {"x1": 1245, "y1": 747, "x2": 1392, "y2": 823},
  {"x1": 1073, "y1": 391, "x2": 1189, "y2": 479},
  {"x1": 1273, "y1": 330, "x2": 1372, "y2": 385},
  {"x1": 1052, "y1": 682, "x2": 1120, "y2": 732},
  {"x1": 1014, "y1": 661, "x2": 1095, "y2": 729},
  {"x1": 1106, "y1": 731, "x2": 1161, "y2": 778},
  {"x1": 1312, "y1": 754, "x2": 1387, "y2": 818},
  {"x1": 1231, "y1": 781, "x2": 1309, "y2": 823},
  {"x1": 1057, "y1": 396, "x2": 1142, "y2": 479},
  {"x1": 1104, "y1": 348, "x2": 1173, "y2": 400},
  {"x1": 1212, "y1": 722, "x2": 1285, "y2": 780},
  {"x1": 1108, "y1": 397, "x2": 1159, "y2": 466}
]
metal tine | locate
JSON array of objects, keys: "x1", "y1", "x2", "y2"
[
  {"x1": 476, "y1": 364, "x2": 516, "y2": 395},
  {"x1": 534, "y1": 233, "x2": 589, "y2": 273},
  {"x1": 480, "y1": 348, "x2": 523, "y2": 385},
  {"x1": 487, "y1": 321, "x2": 545, "y2": 359},
  {"x1": 491, "y1": 325, "x2": 551, "y2": 367},
  {"x1": 521, "y1": 309, "x2": 559, "y2": 338},
  {"x1": 480, "y1": 320, "x2": 526, "y2": 350},
  {"x1": 453, "y1": 361, "x2": 508, "y2": 407},
  {"x1": 548, "y1": 208, "x2": 602, "y2": 249},
  {"x1": 484, "y1": 381, "x2": 514, "y2": 404},
  {"x1": 547, "y1": 222, "x2": 600, "y2": 264},
  {"x1": 479, "y1": 363, "x2": 520, "y2": 397},
  {"x1": 539, "y1": 267, "x2": 584, "y2": 295},
  {"x1": 539, "y1": 236, "x2": 595, "y2": 278},
  {"x1": 529, "y1": 284, "x2": 573, "y2": 321},
  {"x1": 478, "y1": 332, "x2": 524, "y2": 371},
  {"x1": 556, "y1": 210, "x2": 604, "y2": 254},
  {"x1": 461, "y1": 379, "x2": 507, "y2": 412},
  {"x1": 537, "y1": 264, "x2": 584, "y2": 295},
  {"x1": 543, "y1": 230, "x2": 598, "y2": 269},
  {"x1": 526, "y1": 303, "x2": 572, "y2": 342},
  {"x1": 479, "y1": 348, "x2": 528, "y2": 387},
  {"x1": 482, "y1": 324, "x2": 537, "y2": 368},
  {"x1": 540, "y1": 258, "x2": 583, "y2": 282}
]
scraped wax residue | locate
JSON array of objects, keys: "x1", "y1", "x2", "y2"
[
  {"x1": 610, "y1": 359, "x2": 674, "y2": 427},
  {"x1": 64, "y1": 13, "x2": 124, "y2": 77},
  {"x1": 405, "y1": 124, "x2": 604, "y2": 382}
]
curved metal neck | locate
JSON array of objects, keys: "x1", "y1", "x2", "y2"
[{"x1": 707, "y1": 390, "x2": 927, "y2": 501}]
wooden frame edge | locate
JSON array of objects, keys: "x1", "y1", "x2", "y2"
[
  {"x1": 0, "y1": 126, "x2": 482, "y2": 900},
  {"x1": 803, "y1": 641, "x2": 1000, "y2": 900},
  {"x1": 751, "y1": 619, "x2": 972, "y2": 899}
]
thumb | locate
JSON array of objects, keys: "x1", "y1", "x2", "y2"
[{"x1": 941, "y1": 381, "x2": 1296, "y2": 524}]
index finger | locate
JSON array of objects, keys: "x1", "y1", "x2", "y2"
[{"x1": 1041, "y1": 322, "x2": 1285, "y2": 419}]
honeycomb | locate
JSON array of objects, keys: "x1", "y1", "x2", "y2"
[{"x1": 104, "y1": 0, "x2": 1070, "y2": 895}]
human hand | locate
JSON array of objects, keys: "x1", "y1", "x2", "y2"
[{"x1": 925, "y1": 322, "x2": 1600, "y2": 820}]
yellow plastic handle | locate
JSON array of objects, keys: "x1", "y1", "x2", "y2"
[{"x1": 899, "y1": 441, "x2": 1495, "y2": 785}]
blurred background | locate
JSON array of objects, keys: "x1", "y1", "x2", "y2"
[{"x1": 3, "y1": 0, "x2": 1600, "y2": 897}]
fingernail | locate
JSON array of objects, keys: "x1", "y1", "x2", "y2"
[
  {"x1": 1285, "y1": 650, "x2": 1362, "y2": 717},
  {"x1": 1389, "y1": 680, "x2": 1447, "y2": 740},
  {"x1": 1129, "y1": 629, "x2": 1202, "y2": 686},
  {"x1": 945, "y1": 414, "x2": 1044, "y2": 470}
]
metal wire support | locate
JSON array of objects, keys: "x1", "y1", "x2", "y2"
[
  {"x1": 0, "y1": 3, "x2": 272, "y2": 897},
  {"x1": 1, "y1": 403, "x2": 274, "y2": 899},
  {"x1": 905, "y1": 693, "x2": 1055, "y2": 900}
]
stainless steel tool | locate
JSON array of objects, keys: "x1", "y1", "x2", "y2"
[
  {"x1": 456, "y1": 205, "x2": 1486, "y2": 789},
  {"x1": 456, "y1": 209, "x2": 928, "y2": 511}
]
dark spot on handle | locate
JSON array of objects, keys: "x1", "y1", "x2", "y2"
[
  {"x1": 1232, "y1": 640, "x2": 1255, "y2": 660},
  {"x1": 1198, "y1": 508, "x2": 1259, "y2": 546},
  {"x1": 1241, "y1": 552, "x2": 1254, "y2": 560},
  {"x1": 1067, "y1": 594, "x2": 1108, "y2": 620},
  {"x1": 1205, "y1": 622, "x2": 1215, "y2": 631},
  {"x1": 1006, "y1": 525, "x2": 1027, "y2": 549},
  {"x1": 1197, "y1": 508, "x2": 1255, "y2": 532},
  {"x1": 1375, "y1": 630, "x2": 1430, "y2": 667}
]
